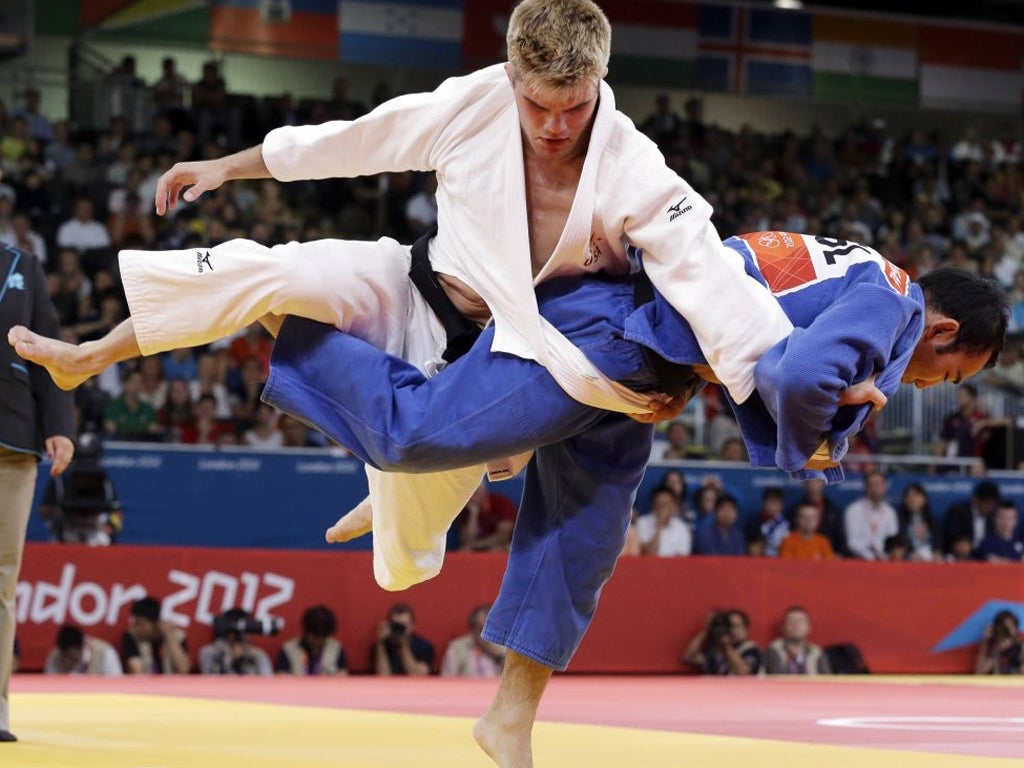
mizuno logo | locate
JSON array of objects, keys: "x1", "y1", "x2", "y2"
[
  {"x1": 668, "y1": 196, "x2": 692, "y2": 222},
  {"x1": 5, "y1": 272, "x2": 24, "y2": 291},
  {"x1": 196, "y1": 251, "x2": 214, "y2": 273}
]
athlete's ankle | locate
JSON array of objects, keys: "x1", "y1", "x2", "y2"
[{"x1": 76, "y1": 340, "x2": 110, "y2": 375}]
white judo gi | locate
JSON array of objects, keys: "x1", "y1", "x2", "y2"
[{"x1": 119, "y1": 64, "x2": 793, "y2": 589}]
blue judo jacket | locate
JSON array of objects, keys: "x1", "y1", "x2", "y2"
[{"x1": 624, "y1": 232, "x2": 925, "y2": 480}]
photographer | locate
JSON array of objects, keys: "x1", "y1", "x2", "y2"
[
  {"x1": 374, "y1": 603, "x2": 435, "y2": 676},
  {"x1": 122, "y1": 596, "x2": 191, "y2": 675},
  {"x1": 682, "y1": 610, "x2": 762, "y2": 675},
  {"x1": 198, "y1": 608, "x2": 273, "y2": 676},
  {"x1": 974, "y1": 610, "x2": 1023, "y2": 675},
  {"x1": 275, "y1": 605, "x2": 348, "y2": 676},
  {"x1": 38, "y1": 432, "x2": 123, "y2": 545}
]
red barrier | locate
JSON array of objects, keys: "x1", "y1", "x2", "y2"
[{"x1": 16, "y1": 544, "x2": 1021, "y2": 674}]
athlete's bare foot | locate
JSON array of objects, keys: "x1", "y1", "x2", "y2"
[
  {"x1": 473, "y1": 715, "x2": 534, "y2": 768},
  {"x1": 7, "y1": 326, "x2": 97, "y2": 390},
  {"x1": 325, "y1": 498, "x2": 373, "y2": 543}
]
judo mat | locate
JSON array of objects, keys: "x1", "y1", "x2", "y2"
[{"x1": 7, "y1": 674, "x2": 1023, "y2": 767}]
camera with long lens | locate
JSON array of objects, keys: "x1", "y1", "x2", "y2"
[{"x1": 212, "y1": 613, "x2": 284, "y2": 639}]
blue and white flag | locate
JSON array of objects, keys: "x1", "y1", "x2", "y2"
[{"x1": 339, "y1": 0, "x2": 464, "y2": 71}]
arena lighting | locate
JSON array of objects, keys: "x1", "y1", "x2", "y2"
[{"x1": 773, "y1": 0, "x2": 805, "y2": 8}]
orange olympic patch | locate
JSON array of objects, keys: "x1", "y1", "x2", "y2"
[
  {"x1": 739, "y1": 232, "x2": 816, "y2": 294},
  {"x1": 881, "y1": 258, "x2": 910, "y2": 296}
]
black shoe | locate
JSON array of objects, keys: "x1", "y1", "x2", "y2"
[{"x1": 0, "y1": 730, "x2": 16, "y2": 742}]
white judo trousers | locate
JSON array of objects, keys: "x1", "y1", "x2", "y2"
[{"x1": 120, "y1": 237, "x2": 484, "y2": 589}]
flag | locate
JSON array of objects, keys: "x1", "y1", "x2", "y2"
[
  {"x1": 697, "y1": 5, "x2": 812, "y2": 97},
  {"x1": 210, "y1": 0, "x2": 338, "y2": 60},
  {"x1": 919, "y1": 24, "x2": 1023, "y2": 112},
  {"x1": 339, "y1": 0, "x2": 464, "y2": 71},
  {"x1": 602, "y1": 2, "x2": 698, "y2": 88},
  {"x1": 812, "y1": 14, "x2": 917, "y2": 104},
  {"x1": 81, "y1": 0, "x2": 209, "y2": 46}
]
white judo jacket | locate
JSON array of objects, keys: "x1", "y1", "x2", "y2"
[{"x1": 262, "y1": 64, "x2": 793, "y2": 409}]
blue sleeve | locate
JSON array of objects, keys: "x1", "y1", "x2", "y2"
[{"x1": 754, "y1": 281, "x2": 923, "y2": 474}]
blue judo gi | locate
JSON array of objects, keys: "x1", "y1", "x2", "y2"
[{"x1": 263, "y1": 233, "x2": 925, "y2": 669}]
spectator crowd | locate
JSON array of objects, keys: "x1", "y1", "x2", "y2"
[
  {"x1": 626, "y1": 468, "x2": 1023, "y2": 564},
  {"x1": 3, "y1": 60, "x2": 1024, "y2": 466}
]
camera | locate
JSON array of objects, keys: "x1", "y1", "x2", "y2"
[
  {"x1": 389, "y1": 620, "x2": 408, "y2": 636},
  {"x1": 212, "y1": 613, "x2": 284, "y2": 639},
  {"x1": 707, "y1": 612, "x2": 733, "y2": 645}
]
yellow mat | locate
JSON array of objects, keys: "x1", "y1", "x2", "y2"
[{"x1": 6, "y1": 693, "x2": 1019, "y2": 768}]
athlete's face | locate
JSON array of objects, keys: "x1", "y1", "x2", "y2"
[
  {"x1": 506, "y1": 64, "x2": 600, "y2": 162},
  {"x1": 902, "y1": 313, "x2": 993, "y2": 388}
]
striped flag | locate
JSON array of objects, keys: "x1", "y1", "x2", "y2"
[
  {"x1": 210, "y1": 0, "x2": 338, "y2": 59},
  {"x1": 82, "y1": 0, "x2": 209, "y2": 46},
  {"x1": 812, "y1": 14, "x2": 918, "y2": 105},
  {"x1": 606, "y1": 2, "x2": 698, "y2": 88},
  {"x1": 919, "y1": 24, "x2": 1023, "y2": 112},
  {"x1": 339, "y1": 0, "x2": 464, "y2": 71},
  {"x1": 697, "y1": 5, "x2": 812, "y2": 97}
]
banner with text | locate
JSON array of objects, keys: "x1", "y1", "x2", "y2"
[{"x1": 15, "y1": 544, "x2": 1022, "y2": 674}]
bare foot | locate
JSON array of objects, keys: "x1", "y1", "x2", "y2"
[
  {"x1": 7, "y1": 326, "x2": 96, "y2": 390},
  {"x1": 325, "y1": 499, "x2": 373, "y2": 543},
  {"x1": 473, "y1": 715, "x2": 534, "y2": 768}
]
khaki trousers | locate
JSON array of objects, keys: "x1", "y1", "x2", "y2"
[{"x1": 0, "y1": 448, "x2": 36, "y2": 732}]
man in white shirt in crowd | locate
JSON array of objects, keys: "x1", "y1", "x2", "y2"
[
  {"x1": 843, "y1": 469, "x2": 899, "y2": 560},
  {"x1": 638, "y1": 486, "x2": 691, "y2": 557},
  {"x1": 55, "y1": 197, "x2": 111, "y2": 253}
]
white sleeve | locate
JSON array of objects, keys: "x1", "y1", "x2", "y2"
[
  {"x1": 257, "y1": 649, "x2": 274, "y2": 676},
  {"x1": 677, "y1": 521, "x2": 693, "y2": 557},
  {"x1": 886, "y1": 505, "x2": 901, "y2": 539},
  {"x1": 55, "y1": 222, "x2": 71, "y2": 249},
  {"x1": 262, "y1": 74, "x2": 474, "y2": 182},
  {"x1": 103, "y1": 647, "x2": 124, "y2": 676},
  {"x1": 614, "y1": 144, "x2": 794, "y2": 404},
  {"x1": 635, "y1": 515, "x2": 656, "y2": 545},
  {"x1": 844, "y1": 502, "x2": 873, "y2": 560},
  {"x1": 439, "y1": 644, "x2": 458, "y2": 677}
]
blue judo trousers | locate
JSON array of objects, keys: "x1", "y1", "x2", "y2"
[
  {"x1": 264, "y1": 277, "x2": 665, "y2": 670},
  {"x1": 263, "y1": 235, "x2": 925, "y2": 670}
]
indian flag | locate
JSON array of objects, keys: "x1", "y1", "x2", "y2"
[
  {"x1": 607, "y1": 2, "x2": 697, "y2": 88},
  {"x1": 919, "y1": 24, "x2": 1023, "y2": 112},
  {"x1": 812, "y1": 14, "x2": 917, "y2": 104}
]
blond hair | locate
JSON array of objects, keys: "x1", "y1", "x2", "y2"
[{"x1": 506, "y1": 0, "x2": 611, "y2": 89}]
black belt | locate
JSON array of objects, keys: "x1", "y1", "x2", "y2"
[
  {"x1": 408, "y1": 226, "x2": 483, "y2": 363},
  {"x1": 631, "y1": 272, "x2": 706, "y2": 400}
]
